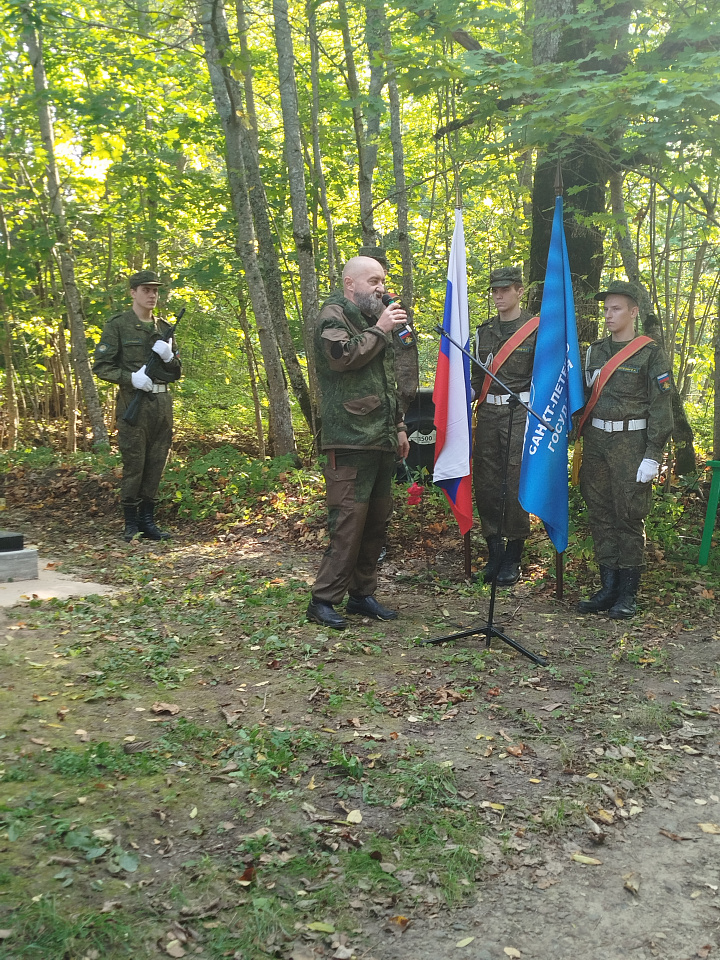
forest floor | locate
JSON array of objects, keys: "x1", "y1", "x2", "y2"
[{"x1": 1, "y1": 462, "x2": 720, "y2": 960}]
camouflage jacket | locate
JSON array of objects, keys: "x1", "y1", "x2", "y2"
[
  {"x1": 315, "y1": 293, "x2": 404, "y2": 451},
  {"x1": 93, "y1": 309, "x2": 181, "y2": 395},
  {"x1": 584, "y1": 336, "x2": 673, "y2": 462},
  {"x1": 471, "y1": 309, "x2": 537, "y2": 397}
]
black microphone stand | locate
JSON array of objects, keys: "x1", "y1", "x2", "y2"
[{"x1": 426, "y1": 324, "x2": 553, "y2": 667}]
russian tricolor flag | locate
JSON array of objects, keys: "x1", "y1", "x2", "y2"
[{"x1": 433, "y1": 208, "x2": 473, "y2": 535}]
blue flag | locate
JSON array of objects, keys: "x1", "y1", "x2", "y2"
[{"x1": 518, "y1": 195, "x2": 584, "y2": 553}]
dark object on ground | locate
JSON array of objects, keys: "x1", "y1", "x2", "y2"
[
  {"x1": 0, "y1": 531, "x2": 24, "y2": 552},
  {"x1": 482, "y1": 536, "x2": 504, "y2": 583},
  {"x1": 346, "y1": 595, "x2": 398, "y2": 621},
  {"x1": 608, "y1": 568, "x2": 641, "y2": 619},
  {"x1": 577, "y1": 564, "x2": 619, "y2": 613},
  {"x1": 307, "y1": 599, "x2": 348, "y2": 630},
  {"x1": 400, "y1": 387, "x2": 436, "y2": 478},
  {"x1": 123, "y1": 504, "x2": 140, "y2": 541},
  {"x1": 496, "y1": 538, "x2": 524, "y2": 586},
  {"x1": 138, "y1": 501, "x2": 171, "y2": 541}
]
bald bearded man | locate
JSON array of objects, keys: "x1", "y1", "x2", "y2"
[{"x1": 307, "y1": 257, "x2": 411, "y2": 630}]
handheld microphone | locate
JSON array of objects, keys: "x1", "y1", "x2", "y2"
[{"x1": 381, "y1": 293, "x2": 415, "y2": 347}]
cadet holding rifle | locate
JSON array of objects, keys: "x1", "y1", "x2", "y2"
[{"x1": 93, "y1": 271, "x2": 182, "y2": 541}]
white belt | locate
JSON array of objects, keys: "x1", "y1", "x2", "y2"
[
  {"x1": 591, "y1": 417, "x2": 646, "y2": 432},
  {"x1": 151, "y1": 384, "x2": 168, "y2": 394},
  {"x1": 484, "y1": 391, "x2": 530, "y2": 405}
]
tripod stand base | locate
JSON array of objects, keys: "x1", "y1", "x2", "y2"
[{"x1": 424, "y1": 623, "x2": 548, "y2": 666}]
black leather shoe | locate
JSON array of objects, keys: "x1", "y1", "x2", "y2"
[
  {"x1": 306, "y1": 600, "x2": 348, "y2": 630},
  {"x1": 346, "y1": 595, "x2": 398, "y2": 621}
]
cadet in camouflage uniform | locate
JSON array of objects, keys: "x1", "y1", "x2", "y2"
[
  {"x1": 578, "y1": 280, "x2": 673, "y2": 619},
  {"x1": 93, "y1": 271, "x2": 181, "y2": 541},
  {"x1": 471, "y1": 267, "x2": 537, "y2": 586},
  {"x1": 306, "y1": 256, "x2": 410, "y2": 630}
]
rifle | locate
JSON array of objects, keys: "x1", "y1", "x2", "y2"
[{"x1": 122, "y1": 307, "x2": 184, "y2": 426}]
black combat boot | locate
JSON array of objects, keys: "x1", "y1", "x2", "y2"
[
  {"x1": 123, "y1": 503, "x2": 140, "y2": 542},
  {"x1": 577, "y1": 565, "x2": 619, "y2": 614},
  {"x1": 608, "y1": 568, "x2": 641, "y2": 619},
  {"x1": 138, "y1": 500, "x2": 171, "y2": 541},
  {"x1": 496, "y1": 539, "x2": 524, "y2": 587},
  {"x1": 481, "y1": 536, "x2": 505, "y2": 583}
]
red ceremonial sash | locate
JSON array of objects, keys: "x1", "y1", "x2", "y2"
[
  {"x1": 576, "y1": 336, "x2": 653, "y2": 436},
  {"x1": 477, "y1": 316, "x2": 540, "y2": 404}
]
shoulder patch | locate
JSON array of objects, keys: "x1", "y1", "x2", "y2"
[{"x1": 657, "y1": 372, "x2": 672, "y2": 392}]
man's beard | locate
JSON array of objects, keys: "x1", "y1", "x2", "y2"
[{"x1": 355, "y1": 290, "x2": 382, "y2": 317}]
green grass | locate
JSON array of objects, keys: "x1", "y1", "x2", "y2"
[{"x1": 0, "y1": 898, "x2": 141, "y2": 958}]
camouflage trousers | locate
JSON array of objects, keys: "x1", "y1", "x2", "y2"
[
  {"x1": 116, "y1": 389, "x2": 173, "y2": 506},
  {"x1": 579, "y1": 428, "x2": 652, "y2": 570},
  {"x1": 473, "y1": 403, "x2": 530, "y2": 540},
  {"x1": 312, "y1": 449, "x2": 395, "y2": 605}
]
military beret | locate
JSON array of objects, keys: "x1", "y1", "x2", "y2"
[
  {"x1": 358, "y1": 246, "x2": 389, "y2": 269},
  {"x1": 129, "y1": 270, "x2": 161, "y2": 288},
  {"x1": 488, "y1": 266, "x2": 523, "y2": 288},
  {"x1": 595, "y1": 280, "x2": 640, "y2": 304}
]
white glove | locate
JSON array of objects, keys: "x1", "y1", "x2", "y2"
[
  {"x1": 131, "y1": 365, "x2": 153, "y2": 392},
  {"x1": 636, "y1": 458, "x2": 659, "y2": 483},
  {"x1": 152, "y1": 339, "x2": 173, "y2": 363}
]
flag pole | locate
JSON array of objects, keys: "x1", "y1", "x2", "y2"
[
  {"x1": 455, "y1": 176, "x2": 473, "y2": 577},
  {"x1": 554, "y1": 160, "x2": 565, "y2": 601}
]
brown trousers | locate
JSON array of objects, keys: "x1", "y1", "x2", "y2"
[
  {"x1": 116, "y1": 390, "x2": 173, "y2": 506},
  {"x1": 312, "y1": 449, "x2": 395, "y2": 605}
]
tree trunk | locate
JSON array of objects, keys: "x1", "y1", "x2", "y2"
[
  {"x1": 272, "y1": 0, "x2": 320, "y2": 411},
  {"x1": 237, "y1": 287, "x2": 266, "y2": 459},
  {"x1": 232, "y1": 0, "x2": 314, "y2": 431},
  {"x1": 198, "y1": 0, "x2": 297, "y2": 458},
  {"x1": 20, "y1": 2, "x2": 108, "y2": 446},
  {"x1": 610, "y1": 170, "x2": 697, "y2": 475},
  {"x1": 337, "y1": 0, "x2": 382, "y2": 244},
  {"x1": 307, "y1": 0, "x2": 339, "y2": 289},
  {"x1": 0, "y1": 203, "x2": 19, "y2": 449}
]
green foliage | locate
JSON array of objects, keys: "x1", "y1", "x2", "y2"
[{"x1": 161, "y1": 447, "x2": 301, "y2": 519}]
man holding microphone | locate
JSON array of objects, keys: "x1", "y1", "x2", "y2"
[{"x1": 306, "y1": 257, "x2": 410, "y2": 630}]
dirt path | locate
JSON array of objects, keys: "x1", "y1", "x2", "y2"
[{"x1": 1, "y1": 501, "x2": 719, "y2": 960}]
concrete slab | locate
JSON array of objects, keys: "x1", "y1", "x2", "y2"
[
  {"x1": 0, "y1": 557, "x2": 117, "y2": 606},
  {"x1": 0, "y1": 548, "x2": 39, "y2": 583}
]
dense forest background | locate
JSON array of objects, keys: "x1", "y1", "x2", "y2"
[{"x1": 1, "y1": 0, "x2": 719, "y2": 466}]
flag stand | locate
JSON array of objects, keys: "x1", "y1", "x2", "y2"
[{"x1": 425, "y1": 328, "x2": 550, "y2": 666}]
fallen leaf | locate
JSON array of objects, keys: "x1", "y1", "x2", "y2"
[
  {"x1": 307, "y1": 921, "x2": 335, "y2": 933},
  {"x1": 101, "y1": 900, "x2": 123, "y2": 912},
  {"x1": 456, "y1": 937, "x2": 475, "y2": 948},
  {"x1": 332, "y1": 948, "x2": 353, "y2": 960},
  {"x1": 74, "y1": 729, "x2": 89, "y2": 742},
  {"x1": 623, "y1": 873, "x2": 640, "y2": 896},
  {"x1": 237, "y1": 866, "x2": 256, "y2": 884},
  {"x1": 306, "y1": 776, "x2": 317, "y2": 790},
  {"x1": 30, "y1": 737, "x2": 49, "y2": 746},
  {"x1": 506, "y1": 744, "x2": 525, "y2": 757},
  {"x1": 698, "y1": 823, "x2": 720, "y2": 834},
  {"x1": 387, "y1": 915, "x2": 410, "y2": 930},
  {"x1": 346, "y1": 810, "x2": 362, "y2": 824},
  {"x1": 152, "y1": 702, "x2": 180, "y2": 715},
  {"x1": 165, "y1": 941, "x2": 186, "y2": 958},
  {"x1": 0, "y1": 931, "x2": 13, "y2": 940},
  {"x1": 659, "y1": 829, "x2": 692, "y2": 841},
  {"x1": 379, "y1": 862, "x2": 396, "y2": 874},
  {"x1": 189, "y1": 807, "x2": 198, "y2": 819},
  {"x1": 571, "y1": 853, "x2": 602, "y2": 865},
  {"x1": 504, "y1": 950, "x2": 521, "y2": 959}
]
